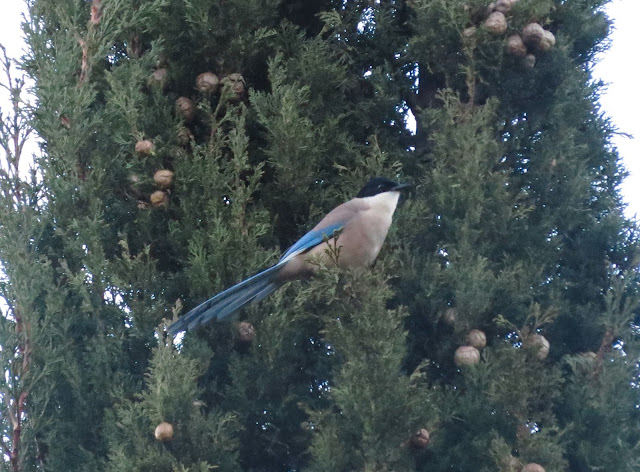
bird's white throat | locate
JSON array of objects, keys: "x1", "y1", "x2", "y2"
[{"x1": 359, "y1": 191, "x2": 401, "y2": 216}]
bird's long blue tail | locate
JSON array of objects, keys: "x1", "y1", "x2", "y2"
[
  {"x1": 167, "y1": 223, "x2": 345, "y2": 336},
  {"x1": 167, "y1": 264, "x2": 284, "y2": 336}
]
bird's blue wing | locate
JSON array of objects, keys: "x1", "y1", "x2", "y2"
[{"x1": 280, "y1": 223, "x2": 344, "y2": 262}]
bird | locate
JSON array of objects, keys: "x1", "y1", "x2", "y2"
[{"x1": 167, "y1": 177, "x2": 409, "y2": 336}]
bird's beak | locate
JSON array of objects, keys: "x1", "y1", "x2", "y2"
[{"x1": 392, "y1": 183, "x2": 410, "y2": 191}]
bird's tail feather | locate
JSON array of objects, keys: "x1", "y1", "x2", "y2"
[
  {"x1": 212, "y1": 279, "x2": 282, "y2": 322},
  {"x1": 167, "y1": 263, "x2": 284, "y2": 336},
  {"x1": 252, "y1": 282, "x2": 280, "y2": 304}
]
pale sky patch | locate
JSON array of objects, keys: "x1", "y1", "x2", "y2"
[
  {"x1": 594, "y1": 0, "x2": 640, "y2": 218},
  {"x1": 0, "y1": 2, "x2": 28, "y2": 74}
]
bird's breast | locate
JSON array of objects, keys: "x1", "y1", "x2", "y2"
[
  {"x1": 277, "y1": 190, "x2": 400, "y2": 280},
  {"x1": 311, "y1": 208, "x2": 393, "y2": 269}
]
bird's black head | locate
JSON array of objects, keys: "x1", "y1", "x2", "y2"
[{"x1": 356, "y1": 177, "x2": 409, "y2": 198}]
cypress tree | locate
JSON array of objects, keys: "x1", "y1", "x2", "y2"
[{"x1": 0, "y1": 0, "x2": 637, "y2": 471}]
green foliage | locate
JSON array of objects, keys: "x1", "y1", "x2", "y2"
[
  {"x1": 0, "y1": 0, "x2": 637, "y2": 471},
  {"x1": 304, "y1": 266, "x2": 433, "y2": 472},
  {"x1": 106, "y1": 341, "x2": 241, "y2": 472},
  {"x1": 561, "y1": 343, "x2": 640, "y2": 471}
]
